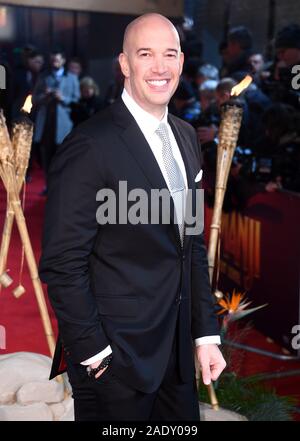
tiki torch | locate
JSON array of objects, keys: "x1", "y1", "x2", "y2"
[
  {"x1": 0, "y1": 100, "x2": 56, "y2": 358},
  {"x1": 197, "y1": 75, "x2": 253, "y2": 410},
  {"x1": 0, "y1": 95, "x2": 33, "y2": 295},
  {"x1": 207, "y1": 75, "x2": 253, "y2": 294}
]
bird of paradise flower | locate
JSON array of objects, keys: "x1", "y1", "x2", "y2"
[{"x1": 217, "y1": 289, "x2": 267, "y2": 335}]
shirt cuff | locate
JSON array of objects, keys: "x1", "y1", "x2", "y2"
[
  {"x1": 194, "y1": 336, "x2": 221, "y2": 346},
  {"x1": 80, "y1": 345, "x2": 113, "y2": 366}
]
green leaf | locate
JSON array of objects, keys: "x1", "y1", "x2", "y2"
[{"x1": 228, "y1": 304, "x2": 268, "y2": 322}]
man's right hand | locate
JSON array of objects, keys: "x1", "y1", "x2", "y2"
[{"x1": 90, "y1": 359, "x2": 108, "y2": 379}]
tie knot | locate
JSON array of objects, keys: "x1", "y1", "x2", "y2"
[{"x1": 156, "y1": 122, "x2": 168, "y2": 139}]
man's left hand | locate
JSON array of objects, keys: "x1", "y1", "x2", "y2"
[
  {"x1": 54, "y1": 90, "x2": 63, "y2": 102},
  {"x1": 196, "y1": 344, "x2": 226, "y2": 385}
]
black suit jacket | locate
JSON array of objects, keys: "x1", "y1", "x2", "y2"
[{"x1": 39, "y1": 98, "x2": 219, "y2": 393}]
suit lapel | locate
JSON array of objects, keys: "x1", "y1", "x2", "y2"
[
  {"x1": 111, "y1": 99, "x2": 167, "y2": 190},
  {"x1": 121, "y1": 122, "x2": 168, "y2": 193}
]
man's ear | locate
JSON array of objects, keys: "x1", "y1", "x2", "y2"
[{"x1": 119, "y1": 53, "x2": 130, "y2": 78}]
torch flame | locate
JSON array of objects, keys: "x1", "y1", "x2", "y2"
[
  {"x1": 230, "y1": 75, "x2": 253, "y2": 97},
  {"x1": 21, "y1": 95, "x2": 33, "y2": 114}
]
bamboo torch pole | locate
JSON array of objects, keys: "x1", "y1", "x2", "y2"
[
  {"x1": 0, "y1": 204, "x2": 14, "y2": 288},
  {"x1": 10, "y1": 197, "x2": 56, "y2": 356},
  {"x1": 206, "y1": 102, "x2": 243, "y2": 410},
  {"x1": 199, "y1": 76, "x2": 252, "y2": 410},
  {"x1": 0, "y1": 109, "x2": 56, "y2": 358},
  {"x1": 207, "y1": 102, "x2": 243, "y2": 284},
  {"x1": 207, "y1": 76, "x2": 252, "y2": 286},
  {"x1": 0, "y1": 113, "x2": 33, "y2": 291}
]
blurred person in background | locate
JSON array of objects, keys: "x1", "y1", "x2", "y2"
[
  {"x1": 275, "y1": 24, "x2": 300, "y2": 71},
  {"x1": 32, "y1": 49, "x2": 80, "y2": 194},
  {"x1": 221, "y1": 26, "x2": 253, "y2": 79},
  {"x1": 67, "y1": 57, "x2": 83, "y2": 79},
  {"x1": 104, "y1": 57, "x2": 124, "y2": 106},
  {"x1": 195, "y1": 77, "x2": 250, "y2": 148},
  {"x1": 71, "y1": 76, "x2": 103, "y2": 126},
  {"x1": 169, "y1": 58, "x2": 201, "y2": 120},
  {"x1": 13, "y1": 49, "x2": 45, "y2": 181},
  {"x1": 214, "y1": 103, "x2": 300, "y2": 211},
  {"x1": 262, "y1": 24, "x2": 300, "y2": 110},
  {"x1": 196, "y1": 63, "x2": 219, "y2": 87},
  {"x1": 12, "y1": 49, "x2": 44, "y2": 119},
  {"x1": 252, "y1": 103, "x2": 300, "y2": 192},
  {"x1": 176, "y1": 15, "x2": 203, "y2": 61},
  {"x1": 248, "y1": 52, "x2": 265, "y2": 75},
  {"x1": 195, "y1": 77, "x2": 252, "y2": 210},
  {"x1": 199, "y1": 79, "x2": 218, "y2": 112}
]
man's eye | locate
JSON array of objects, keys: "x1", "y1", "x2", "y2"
[
  {"x1": 140, "y1": 52, "x2": 151, "y2": 57},
  {"x1": 166, "y1": 53, "x2": 176, "y2": 58}
]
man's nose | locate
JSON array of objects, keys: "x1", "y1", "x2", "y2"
[{"x1": 151, "y1": 56, "x2": 167, "y2": 74}]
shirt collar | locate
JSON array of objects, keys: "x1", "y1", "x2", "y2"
[
  {"x1": 53, "y1": 67, "x2": 64, "y2": 78},
  {"x1": 121, "y1": 88, "x2": 168, "y2": 137}
]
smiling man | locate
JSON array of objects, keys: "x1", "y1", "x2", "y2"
[
  {"x1": 119, "y1": 14, "x2": 184, "y2": 118},
  {"x1": 39, "y1": 13, "x2": 226, "y2": 421}
]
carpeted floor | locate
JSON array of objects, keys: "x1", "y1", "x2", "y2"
[{"x1": 0, "y1": 163, "x2": 300, "y2": 420}]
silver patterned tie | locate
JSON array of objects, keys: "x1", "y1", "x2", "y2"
[{"x1": 156, "y1": 122, "x2": 186, "y2": 245}]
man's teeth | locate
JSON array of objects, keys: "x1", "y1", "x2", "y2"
[{"x1": 147, "y1": 80, "x2": 167, "y2": 86}]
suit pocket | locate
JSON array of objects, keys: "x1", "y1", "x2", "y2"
[{"x1": 96, "y1": 295, "x2": 138, "y2": 317}]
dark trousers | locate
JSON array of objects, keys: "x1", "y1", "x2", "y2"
[
  {"x1": 66, "y1": 330, "x2": 200, "y2": 421},
  {"x1": 40, "y1": 141, "x2": 58, "y2": 186}
]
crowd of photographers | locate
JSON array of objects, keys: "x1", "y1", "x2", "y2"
[{"x1": 171, "y1": 22, "x2": 300, "y2": 209}]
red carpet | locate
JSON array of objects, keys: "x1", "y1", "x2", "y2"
[{"x1": 0, "y1": 163, "x2": 300, "y2": 419}]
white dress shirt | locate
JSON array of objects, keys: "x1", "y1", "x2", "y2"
[{"x1": 81, "y1": 89, "x2": 220, "y2": 366}]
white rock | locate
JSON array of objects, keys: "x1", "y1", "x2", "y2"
[
  {"x1": 59, "y1": 396, "x2": 74, "y2": 421},
  {"x1": 0, "y1": 392, "x2": 15, "y2": 405},
  {"x1": 199, "y1": 402, "x2": 247, "y2": 421},
  {"x1": 0, "y1": 352, "x2": 52, "y2": 402},
  {"x1": 0, "y1": 402, "x2": 53, "y2": 421},
  {"x1": 17, "y1": 380, "x2": 64, "y2": 405},
  {"x1": 49, "y1": 402, "x2": 65, "y2": 421},
  {"x1": 0, "y1": 353, "x2": 246, "y2": 422}
]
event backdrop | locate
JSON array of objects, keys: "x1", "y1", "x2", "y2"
[{"x1": 206, "y1": 190, "x2": 300, "y2": 355}]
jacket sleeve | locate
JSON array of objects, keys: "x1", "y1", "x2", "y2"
[
  {"x1": 61, "y1": 74, "x2": 80, "y2": 107},
  {"x1": 190, "y1": 130, "x2": 220, "y2": 339},
  {"x1": 32, "y1": 75, "x2": 48, "y2": 106},
  {"x1": 39, "y1": 129, "x2": 110, "y2": 363}
]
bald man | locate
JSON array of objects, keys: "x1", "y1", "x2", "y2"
[{"x1": 39, "y1": 13, "x2": 226, "y2": 421}]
